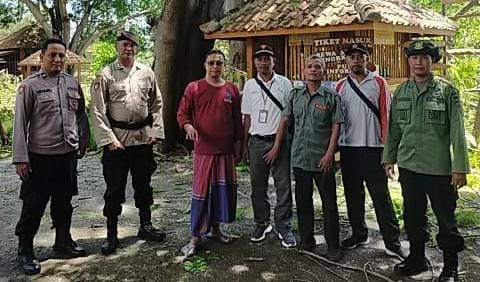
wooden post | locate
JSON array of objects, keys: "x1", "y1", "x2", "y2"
[
  {"x1": 246, "y1": 38, "x2": 253, "y2": 79},
  {"x1": 76, "y1": 64, "x2": 82, "y2": 83}
]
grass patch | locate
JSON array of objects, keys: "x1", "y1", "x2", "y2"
[
  {"x1": 236, "y1": 206, "x2": 253, "y2": 221},
  {"x1": 456, "y1": 209, "x2": 480, "y2": 227},
  {"x1": 183, "y1": 251, "x2": 220, "y2": 273}
]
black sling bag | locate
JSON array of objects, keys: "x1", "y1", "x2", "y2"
[
  {"x1": 346, "y1": 76, "x2": 380, "y2": 121},
  {"x1": 254, "y1": 77, "x2": 284, "y2": 111}
]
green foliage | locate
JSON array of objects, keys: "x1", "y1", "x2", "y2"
[
  {"x1": 456, "y1": 209, "x2": 480, "y2": 227},
  {"x1": 88, "y1": 41, "x2": 117, "y2": 77},
  {"x1": 0, "y1": 71, "x2": 20, "y2": 156},
  {"x1": 183, "y1": 251, "x2": 220, "y2": 273}
]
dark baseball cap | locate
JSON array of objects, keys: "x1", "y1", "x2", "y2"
[
  {"x1": 116, "y1": 30, "x2": 139, "y2": 46},
  {"x1": 405, "y1": 40, "x2": 441, "y2": 63},
  {"x1": 254, "y1": 44, "x2": 275, "y2": 58},
  {"x1": 345, "y1": 43, "x2": 369, "y2": 56}
]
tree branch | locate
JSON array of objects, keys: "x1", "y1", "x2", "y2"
[
  {"x1": 75, "y1": 8, "x2": 157, "y2": 55},
  {"x1": 20, "y1": 0, "x2": 53, "y2": 37},
  {"x1": 454, "y1": 0, "x2": 479, "y2": 17},
  {"x1": 70, "y1": 1, "x2": 94, "y2": 51}
]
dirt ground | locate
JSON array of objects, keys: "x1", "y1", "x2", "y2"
[{"x1": 0, "y1": 152, "x2": 479, "y2": 282}]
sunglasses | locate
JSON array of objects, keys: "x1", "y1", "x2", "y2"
[{"x1": 206, "y1": 60, "x2": 224, "y2": 66}]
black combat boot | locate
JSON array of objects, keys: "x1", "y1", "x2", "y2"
[
  {"x1": 438, "y1": 252, "x2": 458, "y2": 282},
  {"x1": 137, "y1": 208, "x2": 166, "y2": 242},
  {"x1": 101, "y1": 219, "x2": 119, "y2": 255},
  {"x1": 53, "y1": 228, "x2": 86, "y2": 257},
  {"x1": 17, "y1": 237, "x2": 41, "y2": 275},
  {"x1": 394, "y1": 242, "x2": 428, "y2": 276}
]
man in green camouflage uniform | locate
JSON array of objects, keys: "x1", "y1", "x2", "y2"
[{"x1": 383, "y1": 40, "x2": 469, "y2": 282}]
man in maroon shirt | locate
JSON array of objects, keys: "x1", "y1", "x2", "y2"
[{"x1": 177, "y1": 50, "x2": 243, "y2": 256}]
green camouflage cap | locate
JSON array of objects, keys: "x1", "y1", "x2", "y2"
[
  {"x1": 116, "y1": 30, "x2": 139, "y2": 46},
  {"x1": 405, "y1": 40, "x2": 441, "y2": 63}
]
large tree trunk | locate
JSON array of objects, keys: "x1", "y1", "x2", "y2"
[
  {"x1": 154, "y1": 0, "x2": 226, "y2": 152},
  {"x1": 225, "y1": 0, "x2": 246, "y2": 89}
]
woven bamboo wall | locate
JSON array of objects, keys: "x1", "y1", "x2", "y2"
[{"x1": 286, "y1": 30, "x2": 412, "y2": 82}]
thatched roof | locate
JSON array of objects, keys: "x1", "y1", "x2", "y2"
[
  {"x1": 201, "y1": 0, "x2": 457, "y2": 38},
  {"x1": 18, "y1": 50, "x2": 89, "y2": 66},
  {"x1": 0, "y1": 24, "x2": 46, "y2": 50}
]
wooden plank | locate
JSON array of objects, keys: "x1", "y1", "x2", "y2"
[
  {"x1": 205, "y1": 23, "x2": 374, "y2": 39},
  {"x1": 246, "y1": 38, "x2": 253, "y2": 79},
  {"x1": 372, "y1": 22, "x2": 455, "y2": 37}
]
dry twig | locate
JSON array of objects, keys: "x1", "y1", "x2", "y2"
[
  {"x1": 303, "y1": 254, "x2": 349, "y2": 281},
  {"x1": 300, "y1": 250, "x2": 395, "y2": 282}
]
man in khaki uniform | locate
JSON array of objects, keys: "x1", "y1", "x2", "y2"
[
  {"x1": 383, "y1": 40, "x2": 469, "y2": 282},
  {"x1": 90, "y1": 30, "x2": 165, "y2": 255},
  {"x1": 13, "y1": 38, "x2": 90, "y2": 275}
]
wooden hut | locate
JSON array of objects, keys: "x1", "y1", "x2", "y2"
[
  {"x1": 200, "y1": 0, "x2": 457, "y2": 85},
  {"x1": 0, "y1": 25, "x2": 46, "y2": 75},
  {"x1": 18, "y1": 50, "x2": 89, "y2": 82}
]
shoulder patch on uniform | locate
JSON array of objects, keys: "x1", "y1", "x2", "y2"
[{"x1": 17, "y1": 84, "x2": 24, "y2": 94}]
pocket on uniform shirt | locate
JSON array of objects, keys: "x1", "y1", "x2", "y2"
[
  {"x1": 37, "y1": 93, "x2": 58, "y2": 114},
  {"x1": 109, "y1": 82, "x2": 128, "y2": 102},
  {"x1": 67, "y1": 90, "x2": 81, "y2": 111},
  {"x1": 424, "y1": 100, "x2": 446, "y2": 125},
  {"x1": 395, "y1": 100, "x2": 411, "y2": 124}
]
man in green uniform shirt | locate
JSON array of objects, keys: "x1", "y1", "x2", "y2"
[
  {"x1": 383, "y1": 40, "x2": 469, "y2": 282},
  {"x1": 273, "y1": 54, "x2": 344, "y2": 261}
]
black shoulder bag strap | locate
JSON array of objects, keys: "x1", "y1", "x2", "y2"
[
  {"x1": 347, "y1": 76, "x2": 380, "y2": 120},
  {"x1": 254, "y1": 76, "x2": 284, "y2": 111}
]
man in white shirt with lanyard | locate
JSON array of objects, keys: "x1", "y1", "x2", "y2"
[
  {"x1": 335, "y1": 43, "x2": 406, "y2": 258},
  {"x1": 242, "y1": 45, "x2": 296, "y2": 248}
]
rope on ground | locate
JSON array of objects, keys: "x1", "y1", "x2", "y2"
[
  {"x1": 362, "y1": 261, "x2": 371, "y2": 282},
  {"x1": 303, "y1": 254, "x2": 349, "y2": 281},
  {"x1": 299, "y1": 250, "x2": 395, "y2": 282}
]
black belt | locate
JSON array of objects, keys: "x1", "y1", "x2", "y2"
[
  {"x1": 251, "y1": 134, "x2": 276, "y2": 142},
  {"x1": 108, "y1": 113, "x2": 153, "y2": 130}
]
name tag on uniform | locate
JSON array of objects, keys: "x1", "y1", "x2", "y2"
[{"x1": 258, "y1": 110, "x2": 268, "y2": 124}]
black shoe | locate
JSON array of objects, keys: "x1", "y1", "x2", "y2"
[
  {"x1": 138, "y1": 222, "x2": 166, "y2": 242},
  {"x1": 101, "y1": 236, "x2": 119, "y2": 255},
  {"x1": 53, "y1": 239, "x2": 86, "y2": 257},
  {"x1": 385, "y1": 245, "x2": 408, "y2": 259},
  {"x1": 394, "y1": 256, "x2": 428, "y2": 276},
  {"x1": 439, "y1": 252, "x2": 459, "y2": 282},
  {"x1": 250, "y1": 224, "x2": 273, "y2": 242},
  {"x1": 17, "y1": 253, "x2": 41, "y2": 275},
  {"x1": 438, "y1": 268, "x2": 458, "y2": 282},
  {"x1": 325, "y1": 248, "x2": 344, "y2": 262},
  {"x1": 341, "y1": 235, "x2": 369, "y2": 250},
  {"x1": 297, "y1": 241, "x2": 316, "y2": 251}
]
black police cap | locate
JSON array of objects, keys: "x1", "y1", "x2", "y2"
[{"x1": 405, "y1": 40, "x2": 441, "y2": 63}]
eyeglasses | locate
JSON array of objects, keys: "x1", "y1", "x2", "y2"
[{"x1": 206, "y1": 60, "x2": 224, "y2": 66}]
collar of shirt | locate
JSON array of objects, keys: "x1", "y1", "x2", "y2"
[
  {"x1": 348, "y1": 71, "x2": 375, "y2": 86},
  {"x1": 256, "y1": 72, "x2": 277, "y2": 85},
  {"x1": 299, "y1": 84, "x2": 327, "y2": 97},
  {"x1": 113, "y1": 59, "x2": 141, "y2": 71},
  {"x1": 407, "y1": 74, "x2": 436, "y2": 94}
]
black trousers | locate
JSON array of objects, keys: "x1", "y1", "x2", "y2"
[
  {"x1": 15, "y1": 152, "x2": 77, "y2": 242},
  {"x1": 293, "y1": 167, "x2": 339, "y2": 249},
  {"x1": 102, "y1": 145, "x2": 156, "y2": 219},
  {"x1": 340, "y1": 147, "x2": 401, "y2": 249},
  {"x1": 399, "y1": 168, "x2": 464, "y2": 253}
]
